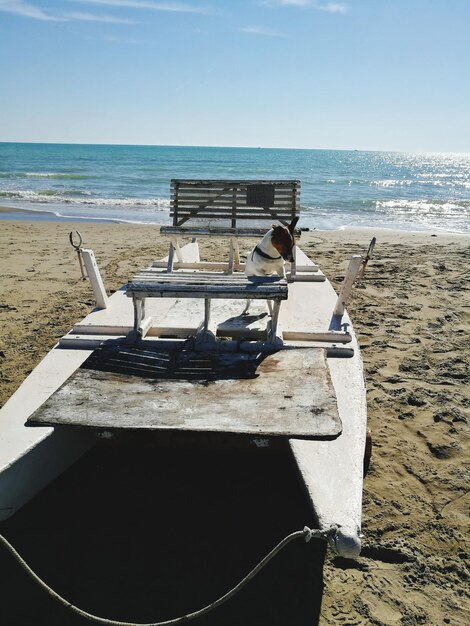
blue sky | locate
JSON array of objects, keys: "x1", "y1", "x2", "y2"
[{"x1": 0, "y1": 0, "x2": 469, "y2": 152}]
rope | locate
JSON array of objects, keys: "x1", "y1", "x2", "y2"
[{"x1": 0, "y1": 525, "x2": 336, "y2": 626}]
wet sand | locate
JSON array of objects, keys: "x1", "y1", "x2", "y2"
[{"x1": 0, "y1": 220, "x2": 469, "y2": 625}]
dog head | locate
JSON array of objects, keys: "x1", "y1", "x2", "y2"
[{"x1": 270, "y1": 216, "x2": 299, "y2": 262}]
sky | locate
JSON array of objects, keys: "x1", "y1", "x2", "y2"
[{"x1": 0, "y1": 0, "x2": 469, "y2": 152}]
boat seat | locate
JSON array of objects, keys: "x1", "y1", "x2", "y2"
[
  {"x1": 127, "y1": 180, "x2": 301, "y2": 344},
  {"x1": 160, "y1": 179, "x2": 301, "y2": 273},
  {"x1": 126, "y1": 271, "x2": 288, "y2": 343}
]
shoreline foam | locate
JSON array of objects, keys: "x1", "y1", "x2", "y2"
[{"x1": 1, "y1": 206, "x2": 469, "y2": 237}]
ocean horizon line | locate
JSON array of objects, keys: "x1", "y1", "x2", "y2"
[{"x1": 1, "y1": 141, "x2": 469, "y2": 157}]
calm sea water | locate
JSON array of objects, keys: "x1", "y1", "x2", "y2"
[{"x1": 0, "y1": 143, "x2": 468, "y2": 232}]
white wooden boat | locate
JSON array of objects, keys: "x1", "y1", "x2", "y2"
[{"x1": 0, "y1": 180, "x2": 370, "y2": 581}]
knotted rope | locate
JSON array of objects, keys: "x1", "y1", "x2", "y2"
[{"x1": 0, "y1": 525, "x2": 336, "y2": 626}]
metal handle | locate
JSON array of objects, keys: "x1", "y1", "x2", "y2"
[{"x1": 69, "y1": 231, "x2": 86, "y2": 279}]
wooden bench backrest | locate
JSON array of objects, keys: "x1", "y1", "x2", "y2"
[{"x1": 171, "y1": 179, "x2": 300, "y2": 227}]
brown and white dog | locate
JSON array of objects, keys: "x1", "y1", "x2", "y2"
[
  {"x1": 244, "y1": 216, "x2": 299, "y2": 278},
  {"x1": 243, "y1": 217, "x2": 298, "y2": 315}
]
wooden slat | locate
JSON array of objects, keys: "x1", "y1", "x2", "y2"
[
  {"x1": 172, "y1": 197, "x2": 298, "y2": 204},
  {"x1": 172, "y1": 179, "x2": 300, "y2": 185},
  {"x1": 171, "y1": 212, "x2": 297, "y2": 220},
  {"x1": 170, "y1": 214, "x2": 297, "y2": 222},
  {"x1": 172, "y1": 207, "x2": 299, "y2": 213},
  {"x1": 172, "y1": 212, "x2": 295, "y2": 219},
  {"x1": 171, "y1": 191, "x2": 300, "y2": 199},
  {"x1": 132, "y1": 276, "x2": 261, "y2": 284},
  {"x1": 171, "y1": 196, "x2": 300, "y2": 203},
  {"x1": 152, "y1": 261, "x2": 237, "y2": 270},
  {"x1": 127, "y1": 287, "x2": 288, "y2": 300},
  {"x1": 129, "y1": 288, "x2": 287, "y2": 297},
  {"x1": 171, "y1": 202, "x2": 299, "y2": 210},
  {"x1": 161, "y1": 226, "x2": 268, "y2": 237},
  {"x1": 131, "y1": 271, "x2": 286, "y2": 282},
  {"x1": 171, "y1": 209, "x2": 299, "y2": 217},
  {"x1": 160, "y1": 226, "x2": 302, "y2": 238},
  {"x1": 128, "y1": 278, "x2": 287, "y2": 288},
  {"x1": 128, "y1": 272, "x2": 286, "y2": 285}
]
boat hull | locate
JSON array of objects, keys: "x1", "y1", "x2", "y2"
[{"x1": 0, "y1": 242, "x2": 367, "y2": 558}]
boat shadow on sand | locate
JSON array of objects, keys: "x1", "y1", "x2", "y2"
[{"x1": 0, "y1": 438, "x2": 327, "y2": 626}]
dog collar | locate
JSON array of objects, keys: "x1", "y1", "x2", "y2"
[{"x1": 253, "y1": 246, "x2": 282, "y2": 261}]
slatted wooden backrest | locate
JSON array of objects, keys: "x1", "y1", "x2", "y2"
[{"x1": 171, "y1": 179, "x2": 300, "y2": 228}]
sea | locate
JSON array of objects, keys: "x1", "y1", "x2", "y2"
[{"x1": 0, "y1": 142, "x2": 468, "y2": 233}]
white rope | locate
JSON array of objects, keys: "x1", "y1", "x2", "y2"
[{"x1": 0, "y1": 525, "x2": 336, "y2": 626}]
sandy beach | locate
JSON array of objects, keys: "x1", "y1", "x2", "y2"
[{"x1": 0, "y1": 218, "x2": 469, "y2": 625}]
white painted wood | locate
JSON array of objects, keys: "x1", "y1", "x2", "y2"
[
  {"x1": 72, "y1": 322, "x2": 132, "y2": 336},
  {"x1": 292, "y1": 264, "x2": 319, "y2": 272},
  {"x1": 287, "y1": 247, "x2": 367, "y2": 557},
  {"x1": 81, "y1": 249, "x2": 109, "y2": 310},
  {"x1": 160, "y1": 227, "x2": 273, "y2": 238},
  {"x1": 282, "y1": 331, "x2": 352, "y2": 343},
  {"x1": 288, "y1": 273, "x2": 326, "y2": 283},
  {"x1": 0, "y1": 347, "x2": 95, "y2": 520},
  {"x1": 151, "y1": 261, "x2": 319, "y2": 272},
  {"x1": 153, "y1": 261, "x2": 236, "y2": 271},
  {"x1": 231, "y1": 238, "x2": 240, "y2": 271},
  {"x1": 59, "y1": 331, "x2": 354, "y2": 355},
  {"x1": 170, "y1": 237, "x2": 184, "y2": 263},
  {"x1": 267, "y1": 300, "x2": 281, "y2": 343},
  {"x1": 333, "y1": 254, "x2": 363, "y2": 316},
  {"x1": 290, "y1": 247, "x2": 297, "y2": 279},
  {"x1": 59, "y1": 334, "x2": 120, "y2": 349}
]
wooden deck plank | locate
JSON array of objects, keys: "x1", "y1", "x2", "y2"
[
  {"x1": 131, "y1": 274, "x2": 286, "y2": 286},
  {"x1": 127, "y1": 273, "x2": 288, "y2": 301},
  {"x1": 127, "y1": 286, "x2": 288, "y2": 299},
  {"x1": 27, "y1": 348, "x2": 341, "y2": 439}
]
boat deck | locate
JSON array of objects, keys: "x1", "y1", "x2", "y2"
[
  {"x1": 1, "y1": 241, "x2": 367, "y2": 558},
  {"x1": 27, "y1": 244, "x2": 349, "y2": 438},
  {"x1": 27, "y1": 345, "x2": 341, "y2": 438}
]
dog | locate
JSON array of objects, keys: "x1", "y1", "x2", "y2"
[
  {"x1": 245, "y1": 216, "x2": 299, "y2": 278},
  {"x1": 243, "y1": 216, "x2": 298, "y2": 314}
]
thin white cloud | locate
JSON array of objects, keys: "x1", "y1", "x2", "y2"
[
  {"x1": 0, "y1": 0, "x2": 139, "y2": 22},
  {"x1": 0, "y1": 0, "x2": 64, "y2": 20},
  {"x1": 314, "y1": 2, "x2": 347, "y2": 13},
  {"x1": 64, "y1": 10, "x2": 138, "y2": 23},
  {"x1": 263, "y1": 1, "x2": 348, "y2": 14},
  {"x1": 240, "y1": 25, "x2": 285, "y2": 37},
  {"x1": 68, "y1": 0, "x2": 215, "y2": 14},
  {"x1": 276, "y1": 0, "x2": 310, "y2": 5},
  {"x1": 84, "y1": 33, "x2": 148, "y2": 43}
]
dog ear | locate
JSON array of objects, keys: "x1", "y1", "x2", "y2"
[{"x1": 288, "y1": 216, "x2": 299, "y2": 234}]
